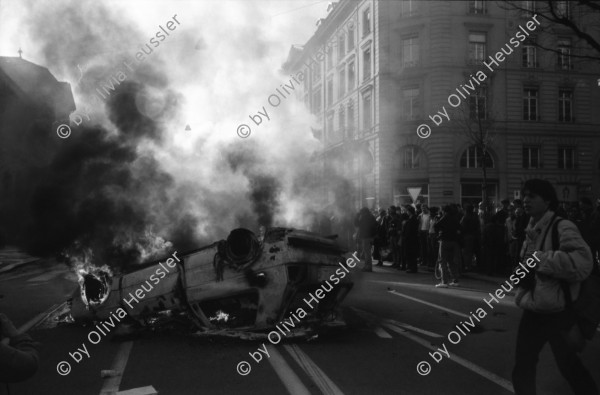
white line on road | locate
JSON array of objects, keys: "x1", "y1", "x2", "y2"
[
  {"x1": 392, "y1": 325, "x2": 515, "y2": 393},
  {"x1": 383, "y1": 320, "x2": 444, "y2": 339},
  {"x1": 17, "y1": 302, "x2": 67, "y2": 334},
  {"x1": 373, "y1": 326, "x2": 393, "y2": 338},
  {"x1": 284, "y1": 344, "x2": 345, "y2": 395},
  {"x1": 388, "y1": 289, "x2": 471, "y2": 319},
  {"x1": 27, "y1": 269, "x2": 67, "y2": 282},
  {"x1": 266, "y1": 345, "x2": 311, "y2": 395},
  {"x1": 351, "y1": 308, "x2": 444, "y2": 339},
  {"x1": 100, "y1": 341, "x2": 134, "y2": 395}
]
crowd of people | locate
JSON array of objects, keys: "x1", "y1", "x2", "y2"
[
  {"x1": 352, "y1": 193, "x2": 600, "y2": 285},
  {"x1": 353, "y1": 179, "x2": 600, "y2": 394}
]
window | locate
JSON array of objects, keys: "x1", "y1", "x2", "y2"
[
  {"x1": 401, "y1": 0, "x2": 417, "y2": 16},
  {"x1": 362, "y1": 8, "x2": 371, "y2": 37},
  {"x1": 557, "y1": 38, "x2": 572, "y2": 70},
  {"x1": 347, "y1": 23, "x2": 355, "y2": 50},
  {"x1": 468, "y1": 33, "x2": 486, "y2": 64},
  {"x1": 348, "y1": 61, "x2": 355, "y2": 89},
  {"x1": 469, "y1": 87, "x2": 486, "y2": 119},
  {"x1": 339, "y1": 107, "x2": 345, "y2": 137},
  {"x1": 523, "y1": 88, "x2": 538, "y2": 121},
  {"x1": 403, "y1": 146, "x2": 420, "y2": 169},
  {"x1": 558, "y1": 89, "x2": 573, "y2": 122},
  {"x1": 461, "y1": 183, "x2": 497, "y2": 207},
  {"x1": 555, "y1": 1, "x2": 570, "y2": 18},
  {"x1": 469, "y1": 1, "x2": 485, "y2": 14},
  {"x1": 362, "y1": 93, "x2": 373, "y2": 130},
  {"x1": 326, "y1": 46, "x2": 333, "y2": 69},
  {"x1": 347, "y1": 101, "x2": 355, "y2": 135},
  {"x1": 363, "y1": 47, "x2": 371, "y2": 81},
  {"x1": 327, "y1": 113, "x2": 334, "y2": 136},
  {"x1": 339, "y1": 68, "x2": 346, "y2": 97},
  {"x1": 338, "y1": 35, "x2": 345, "y2": 59},
  {"x1": 402, "y1": 36, "x2": 419, "y2": 67},
  {"x1": 327, "y1": 77, "x2": 334, "y2": 106},
  {"x1": 522, "y1": 1, "x2": 536, "y2": 16},
  {"x1": 522, "y1": 39, "x2": 537, "y2": 68},
  {"x1": 313, "y1": 62, "x2": 321, "y2": 83},
  {"x1": 312, "y1": 86, "x2": 322, "y2": 114},
  {"x1": 460, "y1": 146, "x2": 494, "y2": 168},
  {"x1": 522, "y1": 146, "x2": 540, "y2": 169},
  {"x1": 403, "y1": 88, "x2": 420, "y2": 120},
  {"x1": 558, "y1": 147, "x2": 575, "y2": 169}
]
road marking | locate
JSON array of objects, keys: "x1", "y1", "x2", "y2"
[
  {"x1": 351, "y1": 308, "x2": 444, "y2": 339},
  {"x1": 373, "y1": 326, "x2": 392, "y2": 338},
  {"x1": 284, "y1": 344, "x2": 344, "y2": 395},
  {"x1": 388, "y1": 289, "x2": 471, "y2": 319},
  {"x1": 27, "y1": 269, "x2": 66, "y2": 282},
  {"x1": 116, "y1": 386, "x2": 157, "y2": 395},
  {"x1": 17, "y1": 302, "x2": 67, "y2": 334},
  {"x1": 392, "y1": 325, "x2": 514, "y2": 393},
  {"x1": 266, "y1": 346, "x2": 311, "y2": 395},
  {"x1": 100, "y1": 341, "x2": 134, "y2": 395},
  {"x1": 383, "y1": 320, "x2": 444, "y2": 339}
]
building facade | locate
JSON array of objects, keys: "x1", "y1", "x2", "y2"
[
  {"x1": 0, "y1": 56, "x2": 75, "y2": 244},
  {"x1": 283, "y1": 0, "x2": 600, "y2": 210}
]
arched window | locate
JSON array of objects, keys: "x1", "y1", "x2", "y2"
[{"x1": 460, "y1": 145, "x2": 494, "y2": 168}]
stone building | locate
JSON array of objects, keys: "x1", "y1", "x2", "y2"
[
  {"x1": 0, "y1": 56, "x2": 75, "y2": 243},
  {"x1": 283, "y1": 0, "x2": 600, "y2": 210}
]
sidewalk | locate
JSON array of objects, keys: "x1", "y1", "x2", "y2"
[{"x1": 0, "y1": 247, "x2": 41, "y2": 274}]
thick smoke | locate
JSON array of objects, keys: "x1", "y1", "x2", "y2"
[{"x1": 1, "y1": 0, "x2": 354, "y2": 269}]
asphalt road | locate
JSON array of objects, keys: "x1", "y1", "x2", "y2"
[{"x1": 1, "y1": 260, "x2": 599, "y2": 395}]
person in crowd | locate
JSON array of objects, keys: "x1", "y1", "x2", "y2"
[
  {"x1": 354, "y1": 207, "x2": 378, "y2": 272},
  {"x1": 460, "y1": 204, "x2": 479, "y2": 272},
  {"x1": 387, "y1": 206, "x2": 403, "y2": 269},
  {"x1": 402, "y1": 205, "x2": 419, "y2": 273},
  {"x1": 512, "y1": 179, "x2": 597, "y2": 395},
  {"x1": 494, "y1": 199, "x2": 509, "y2": 216},
  {"x1": 373, "y1": 209, "x2": 387, "y2": 264},
  {"x1": 0, "y1": 313, "x2": 39, "y2": 383},
  {"x1": 589, "y1": 198, "x2": 600, "y2": 263},
  {"x1": 506, "y1": 204, "x2": 519, "y2": 269},
  {"x1": 418, "y1": 205, "x2": 431, "y2": 266},
  {"x1": 482, "y1": 211, "x2": 508, "y2": 276},
  {"x1": 513, "y1": 200, "x2": 528, "y2": 268},
  {"x1": 428, "y1": 207, "x2": 440, "y2": 268},
  {"x1": 434, "y1": 204, "x2": 461, "y2": 287},
  {"x1": 397, "y1": 207, "x2": 409, "y2": 270}
]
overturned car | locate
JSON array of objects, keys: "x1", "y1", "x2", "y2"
[{"x1": 70, "y1": 227, "x2": 355, "y2": 337}]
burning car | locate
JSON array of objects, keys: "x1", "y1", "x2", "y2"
[{"x1": 70, "y1": 227, "x2": 354, "y2": 337}]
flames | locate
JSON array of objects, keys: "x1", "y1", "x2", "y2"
[{"x1": 68, "y1": 248, "x2": 113, "y2": 308}]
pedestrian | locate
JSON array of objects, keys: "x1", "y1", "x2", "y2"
[
  {"x1": 402, "y1": 205, "x2": 419, "y2": 273},
  {"x1": 460, "y1": 204, "x2": 479, "y2": 272},
  {"x1": 512, "y1": 179, "x2": 598, "y2": 395},
  {"x1": 354, "y1": 207, "x2": 378, "y2": 272},
  {"x1": 418, "y1": 205, "x2": 431, "y2": 266},
  {"x1": 0, "y1": 313, "x2": 39, "y2": 383},
  {"x1": 434, "y1": 205, "x2": 461, "y2": 287},
  {"x1": 427, "y1": 207, "x2": 440, "y2": 268},
  {"x1": 387, "y1": 207, "x2": 402, "y2": 269},
  {"x1": 373, "y1": 209, "x2": 387, "y2": 265},
  {"x1": 482, "y1": 212, "x2": 507, "y2": 276}
]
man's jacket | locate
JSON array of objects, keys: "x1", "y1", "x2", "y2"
[{"x1": 516, "y1": 210, "x2": 593, "y2": 313}]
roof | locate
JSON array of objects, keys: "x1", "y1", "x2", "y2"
[{"x1": 0, "y1": 56, "x2": 75, "y2": 119}]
